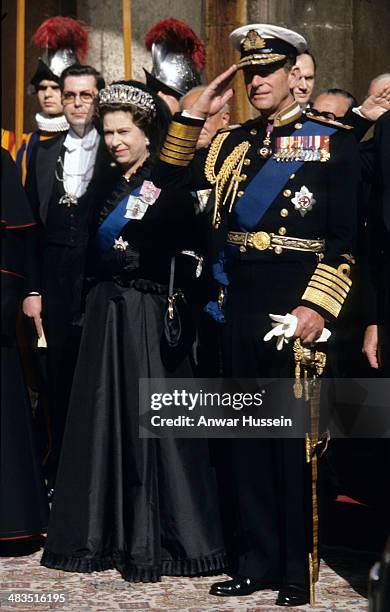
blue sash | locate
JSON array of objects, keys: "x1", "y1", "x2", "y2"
[
  {"x1": 96, "y1": 186, "x2": 142, "y2": 253},
  {"x1": 235, "y1": 121, "x2": 337, "y2": 231}
]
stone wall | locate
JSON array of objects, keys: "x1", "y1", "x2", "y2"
[
  {"x1": 2, "y1": 0, "x2": 389, "y2": 134},
  {"x1": 352, "y1": 0, "x2": 390, "y2": 100},
  {"x1": 78, "y1": 0, "x2": 204, "y2": 85},
  {"x1": 248, "y1": 0, "x2": 390, "y2": 101}
]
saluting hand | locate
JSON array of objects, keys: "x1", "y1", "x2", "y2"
[
  {"x1": 360, "y1": 85, "x2": 390, "y2": 122},
  {"x1": 290, "y1": 305, "x2": 325, "y2": 345},
  {"x1": 188, "y1": 64, "x2": 237, "y2": 120}
]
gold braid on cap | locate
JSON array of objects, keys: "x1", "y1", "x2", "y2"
[
  {"x1": 302, "y1": 262, "x2": 352, "y2": 318},
  {"x1": 237, "y1": 53, "x2": 287, "y2": 68},
  {"x1": 99, "y1": 84, "x2": 156, "y2": 116}
]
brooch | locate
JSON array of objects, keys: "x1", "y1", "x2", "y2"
[
  {"x1": 125, "y1": 196, "x2": 148, "y2": 220},
  {"x1": 139, "y1": 180, "x2": 161, "y2": 205},
  {"x1": 291, "y1": 186, "x2": 317, "y2": 217},
  {"x1": 113, "y1": 236, "x2": 129, "y2": 250},
  {"x1": 59, "y1": 194, "x2": 78, "y2": 207},
  {"x1": 124, "y1": 180, "x2": 161, "y2": 220}
]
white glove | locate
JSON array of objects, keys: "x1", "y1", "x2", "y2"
[{"x1": 263, "y1": 313, "x2": 331, "y2": 351}]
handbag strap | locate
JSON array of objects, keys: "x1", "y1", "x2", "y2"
[
  {"x1": 168, "y1": 256, "x2": 175, "y2": 298},
  {"x1": 168, "y1": 256, "x2": 176, "y2": 319}
]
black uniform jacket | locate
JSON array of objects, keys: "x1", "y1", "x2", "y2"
[
  {"x1": 1, "y1": 148, "x2": 38, "y2": 330},
  {"x1": 360, "y1": 111, "x2": 390, "y2": 369},
  {"x1": 153, "y1": 101, "x2": 360, "y2": 322},
  {"x1": 24, "y1": 129, "x2": 117, "y2": 294}
]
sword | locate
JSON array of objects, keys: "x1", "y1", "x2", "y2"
[{"x1": 293, "y1": 338, "x2": 327, "y2": 607}]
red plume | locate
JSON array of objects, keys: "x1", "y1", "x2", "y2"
[
  {"x1": 32, "y1": 16, "x2": 89, "y2": 61},
  {"x1": 145, "y1": 18, "x2": 206, "y2": 73}
]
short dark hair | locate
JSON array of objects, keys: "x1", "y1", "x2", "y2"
[
  {"x1": 300, "y1": 50, "x2": 317, "y2": 73},
  {"x1": 284, "y1": 55, "x2": 298, "y2": 71},
  {"x1": 60, "y1": 64, "x2": 105, "y2": 92},
  {"x1": 322, "y1": 88, "x2": 357, "y2": 110}
]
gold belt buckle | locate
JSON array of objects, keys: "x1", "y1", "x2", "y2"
[{"x1": 251, "y1": 231, "x2": 271, "y2": 251}]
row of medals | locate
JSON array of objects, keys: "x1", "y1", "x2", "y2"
[{"x1": 258, "y1": 130, "x2": 330, "y2": 162}]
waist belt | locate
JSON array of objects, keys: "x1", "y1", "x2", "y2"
[{"x1": 227, "y1": 231, "x2": 326, "y2": 254}]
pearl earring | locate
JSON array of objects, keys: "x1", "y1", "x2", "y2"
[{"x1": 145, "y1": 137, "x2": 150, "y2": 147}]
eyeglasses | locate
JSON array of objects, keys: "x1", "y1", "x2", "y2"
[
  {"x1": 62, "y1": 91, "x2": 96, "y2": 104},
  {"x1": 310, "y1": 108, "x2": 343, "y2": 121}
]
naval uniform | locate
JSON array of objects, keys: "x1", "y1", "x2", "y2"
[{"x1": 153, "y1": 101, "x2": 360, "y2": 587}]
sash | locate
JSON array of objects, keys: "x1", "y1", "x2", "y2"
[
  {"x1": 96, "y1": 186, "x2": 142, "y2": 253},
  {"x1": 234, "y1": 121, "x2": 337, "y2": 231}
]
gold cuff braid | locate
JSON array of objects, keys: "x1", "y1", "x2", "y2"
[
  {"x1": 302, "y1": 262, "x2": 352, "y2": 318},
  {"x1": 159, "y1": 120, "x2": 202, "y2": 166}
]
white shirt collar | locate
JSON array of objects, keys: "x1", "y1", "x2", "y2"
[{"x1": 64, "y1": 125, "x2": 99, "y2": 152}]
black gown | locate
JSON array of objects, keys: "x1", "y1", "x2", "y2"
[
  {"x1": 0, "y1": 149, "x2": 49, "y2": 545},
  {"x1": 41, "y1": 161, "x2": 226, "y2": 581}
]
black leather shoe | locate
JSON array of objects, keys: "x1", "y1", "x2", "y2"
[
  {"x1": 209, "y1": 576, "x2": 272, "y2": 596},
  {"x1": 275, "y1": 585, "x2": 309, "y2": 606}
]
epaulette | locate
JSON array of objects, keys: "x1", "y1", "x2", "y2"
[
  {"x1": 305, "y1": 112, "x2": 353, "y2": 130},
  {"x1": 218, "y1": 123, "x2": 242, "y2": 133}
]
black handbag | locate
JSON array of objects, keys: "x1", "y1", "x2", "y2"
[{"x1": 160, "y1": 256, "x2": 196, "y2": 371}]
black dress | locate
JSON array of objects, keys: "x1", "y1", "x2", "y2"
[
  {"x1": 41, "y1": 161, "x2": 226, "y2": 581},
  {"x1": 0, "y1": 149, "x2": 49, "y2": 545}
]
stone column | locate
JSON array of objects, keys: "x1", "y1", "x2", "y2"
[{"x1": 205, "y1": 0, "x2": 251, "y2": 124}]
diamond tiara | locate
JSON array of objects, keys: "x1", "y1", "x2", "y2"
[{"x1": 99, "y1": 84, "x2": 157, "y2": 116}]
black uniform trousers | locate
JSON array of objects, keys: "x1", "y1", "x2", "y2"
[
  {"x1": 220, "y1": 257, "x2": 314, "y2": 586},
  {"x1": 41, "y1": 176, "x2": 92, "y2": 484}
]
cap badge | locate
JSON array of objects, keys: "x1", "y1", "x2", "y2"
[
  {"x1": 291, "y1": 186, "x2": 316, "y2": 217},
  {"x1": 243, "y1": 30, "x2": 266, "y2": 51}
]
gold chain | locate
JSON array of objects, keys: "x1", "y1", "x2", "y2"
[{"x1": 204, "y1": 132, "x2": 229, "y2": 184}]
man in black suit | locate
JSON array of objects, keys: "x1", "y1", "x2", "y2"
[
  {"x1": 293, "y1": 50, "x2": 316, "y2": 109},
  {"x1": 23, "y1": 64, "x2": 116, "y2": 493},
  {"x1": 362, "y1": 110, "x2": 390, "y2": 375}
]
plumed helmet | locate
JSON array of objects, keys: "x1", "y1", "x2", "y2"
[
  {"x1": 29, "y1": 16, "x2": 89, "y2": 93},
  {"x1": 144, "y1": 18, "x2": 206, "y2": 99}
]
